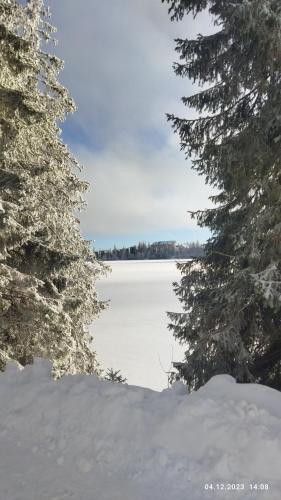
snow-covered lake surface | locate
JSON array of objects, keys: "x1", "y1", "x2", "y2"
[{"x1": 92, "y1": 260, "x2": 186, "y2": 391}]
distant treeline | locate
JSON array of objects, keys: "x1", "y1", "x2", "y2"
[{"x1": 95, "y1": 240, "x2": 204, "y2": 261}]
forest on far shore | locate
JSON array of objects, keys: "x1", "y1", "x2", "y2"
[{"x1": 95, "y1": 240, "x2": 204, "y2": 261}]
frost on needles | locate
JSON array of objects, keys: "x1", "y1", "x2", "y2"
[
  {"x1": 0, "y1": 0, "x2": 106, "y2": 376},
  {"x1": 163, "y1": 0, "x2": 281, "y2": 390}
]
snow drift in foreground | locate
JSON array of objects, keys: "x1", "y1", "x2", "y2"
[{"x1": 1, "y1": 360, "x2": 281, "y2": 500}]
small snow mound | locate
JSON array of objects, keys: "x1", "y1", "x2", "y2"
[
  {"x1": 1, "y1": 359, "x2": 281, "y2": 500},
  {"x1": 30, "y1": 357, "x2": 53, "y2": 375},
  {"x1": 163, "y1": 380, "x2": 187, "y2": 395},
  {"x1": 204, "y1": 373, "x2": 237, "y2": 386},
  {"x1": 2, "y1": 360, "x2": 22, "y2": 375}
]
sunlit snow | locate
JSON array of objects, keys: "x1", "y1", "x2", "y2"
[
  {"x1": 92, "y1": 260, "x2": 186, "y2": 390},
  {"x1": 1, "y1": 360, "x2": 281, "y2": 500}
]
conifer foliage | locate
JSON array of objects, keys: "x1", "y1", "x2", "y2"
[
  {"x1": 0, "y1": 0, "x2": 106, "y2": 375},
  {"x1": 163, "y1": 0, "x2": 281, "y2": 390}
]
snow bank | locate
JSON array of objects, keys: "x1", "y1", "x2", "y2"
[{"x1": 1, "y1": 360, "x2": 281, "y2": 500}]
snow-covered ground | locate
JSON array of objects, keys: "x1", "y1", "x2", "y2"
[
  {"x1": 1, "y1": 360, "x2": 281, "y2": 500},
  {"x1": 92, "y1": 259, "x2": 185, "y2": 390}
]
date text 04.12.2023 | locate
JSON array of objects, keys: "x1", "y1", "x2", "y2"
[{"x1": 204, "y1": 483, "x2": 269, "y2": 491}]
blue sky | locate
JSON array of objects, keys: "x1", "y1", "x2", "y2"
[{"x1": 48, "y1": 0, "x2": 214, "y2": 250}]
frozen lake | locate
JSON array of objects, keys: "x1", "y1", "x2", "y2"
[{"x1": 92, "y1": 260, "x2": 186, "y2": 391}]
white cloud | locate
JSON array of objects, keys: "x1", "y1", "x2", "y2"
[
  {"x1": 48, "y1": 0, "x2": 214, "y2": 239},
  {"x1": 76, "y1": 141, "x2": 213, "y2": 236},
  {"x1": 49, "y1": 0, "x2": 213, "y2": 140}
]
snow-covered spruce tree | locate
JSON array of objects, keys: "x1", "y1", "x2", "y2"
[
  {"x1": 163, "y1": 0, "x2": 281, "y2": 390},
  {"x1": 0, "y1": 0, "x2": 106, "y2": 376}
]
